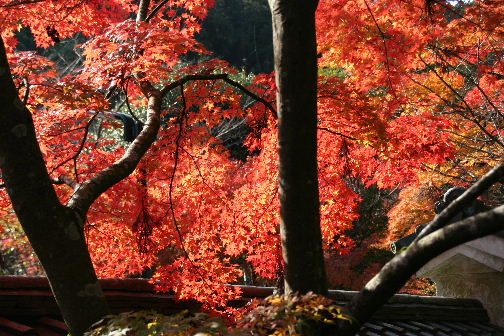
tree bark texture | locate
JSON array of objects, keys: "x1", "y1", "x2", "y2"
[
  {"x1": 136, "y1": 0, "x2": 151, "y2": 22},
  {"x1": 67, "y1": 87, "x2": 162, "y2": 217},
  {"x1": 0, "y1": 37, "x2": 109, "y2": 336},
  {"x1": 268, "y1": 0, "x2": 327, "y2": 295}
]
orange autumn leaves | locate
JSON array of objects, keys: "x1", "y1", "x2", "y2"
[{"x1": 1, "y1": 0, "x2": 503, "y2": 308}]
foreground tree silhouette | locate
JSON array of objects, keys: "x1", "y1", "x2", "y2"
[
  {"x1": 269, "y1": 0, "x2": 327, "y2": 295},
  {"x1": 0, "y1": 38, "x2": 110, "y2": 335},
  {"x1": 267, "y1": 0, "x2": 504, "y2": 333}
]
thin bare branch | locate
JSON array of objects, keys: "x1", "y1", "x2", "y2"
[
  {"x1": 405, "y1": 71, "x2": 459, "y2": 109},
  {"x1": 145, "y1": 0, "x2": 169, "y2": 22},
  {"x1": 122, "y1": 80, "x2": 142, "y2": 123},
  {"x1": 434, "y1": 48, "x2": 504, "y2": 120},
  {"x1": 166, "y1": 85, "x2": 210, "y2": 286},
  {"x1": 48, "y1": 113, "x2": 98, "y2": 177},
  {"x1": 448, "y1": 158, "x2": 478, "y2": 180},
  {"x1": 48, "y1": 125, "x2": 87, "y2": 137},
  {"x1": 418, "y1": 55, "x2": 504, "y2": 148},
  {"x1": 420, "y1": 163, "x2": 473, "y2": 183},
  {"x1": 221, "y1": 76, "x2": 277, "y2": 118},
  {"x1": 159, "y1": 73, "x2": 278, "y2": 119},
  {"x1": 0, "y1": 0, "x2": 44, "y2": 7},
  {"x1": 362, "y1": 0, "x2": 396, "y2": 102},
  {"x1": 168, "y1": 85, "x2": 188, "y2": 251},
  {"x1": 317, "y1": 127, "x2": 358, "y2": 141},
  {"x1": 450, "y1": 139, "x2": 500, "y2": 159}
]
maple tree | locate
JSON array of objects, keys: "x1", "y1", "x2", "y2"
[
  {"x1": 0, "y1": 0, "x2": 504, "y2": 334},
  {"x1": 315, "y1": 0, "x2": 503, "y2": 293}
]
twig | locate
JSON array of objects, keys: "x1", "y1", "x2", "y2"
[
  {"x1": 447, "y1": 138, "x2": 499, "y2": 159},
  {"x1": 221, "y1": 76, "x2": 277, "y2": 118},
  {"x1": 0, "y1": 0, "x2": 44, "y2": 7},
  {"x1": 159, "y1": 73, "x2": 278, "y2": 119},
  {"x1": 448, "y1": 158, "x2": 477, "y2": 180},
  {"x1": 362, "y1": 0, "x2": 397, "y2": 102},
  {"x1": 179, "y1": 147, "x2": 231, "y2": 210},
  {"x1": 48, "y1": 113, "x2": 99, "y2": 178},
  {"x1": 434, "y1": 48, "x2": 504, "y2": 120},
  {"x1": 122, "y1": 80, "x2": 142, "y2": 123},
  {"x1": 404, "y1": 71, "x2": 460, "y2": 109},
  {"x1": 48, "y1": 125, "x2": 87, "y2": 137},
  {"x1": 418, "y1": 55, "x2": 504, "y2": 148},
  {"x1": 317, "y1": 127, "x2": 358, "y2": 141},
  {"x1": 145, "y1": 0, "x2": 169, "y2": 22},
  {"x1": 167, "y1": 85, "x2": 210, "y2": 286},
  {"x1": 420, "y1": 163, "x2": 473, "y2": 183}
]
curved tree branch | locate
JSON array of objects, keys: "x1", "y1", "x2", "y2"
[
  {"x1": 160, "y1": 73, "x2": 278, "y2": 119},
  {"x1": 67, "y1": 72, "x2": 276, "y2": 220},
  {"x1": 414, "y1": 162, "x2": 504, "y2": 241},
  {"x1": 340, "y1": 204, "x2": 504, "y2": 335},
  {"x1": 0, "y1": 0, "x2": 44, "y2": 7},
  {"x1": 317, "y1": 126, "x2": 358, "y2": 141},
  {"x1": 67, "y1": 89, "x2": 162, "y2": 217},
  {"x1": 221, "y1": 76, "x2": 278, "y2": 119}
]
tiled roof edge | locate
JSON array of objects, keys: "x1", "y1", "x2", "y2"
[
  {"x1": 327, "y1": 290, "x2": 484, "y2": 307},
  {"x1": 0, "y1": 276, "x2": 154, "y2": 292},
  {"x1": 0, "y1": 276, "x2": 484, "y2": 307},
  {"x1": 0, "y1": 276, "x2": 488, "y2": 322}
]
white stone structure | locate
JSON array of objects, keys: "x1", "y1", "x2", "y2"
[{"x1": 417, "y1": 234, "x2": 504, "y2": 326}]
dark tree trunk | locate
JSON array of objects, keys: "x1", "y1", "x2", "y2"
[
  {"x1": 268, "y1": 0, "x2": 327, "y2": 295},
  {"x1": 0, "y1": 37, "x2": 109, "y2": 336}
]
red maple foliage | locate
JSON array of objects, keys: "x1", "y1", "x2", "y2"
[{"x1": 1, "y1": 0, "x2": 502, "y2": 306}]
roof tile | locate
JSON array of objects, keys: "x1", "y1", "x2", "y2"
[
  {"x1": 1, "y1": 276, "x2": 504, "y2": 335},
  {"x1": 0, "y1": 318, "x2": 36, "y2": 335}
]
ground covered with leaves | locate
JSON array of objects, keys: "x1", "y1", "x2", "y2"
[{"x1": 85, "y1": 293, "x2": 351, "y2": 336}]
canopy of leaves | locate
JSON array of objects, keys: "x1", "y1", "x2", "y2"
[{"x1": 0, "y1": 0, "x2": 502, "y2": 308}]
